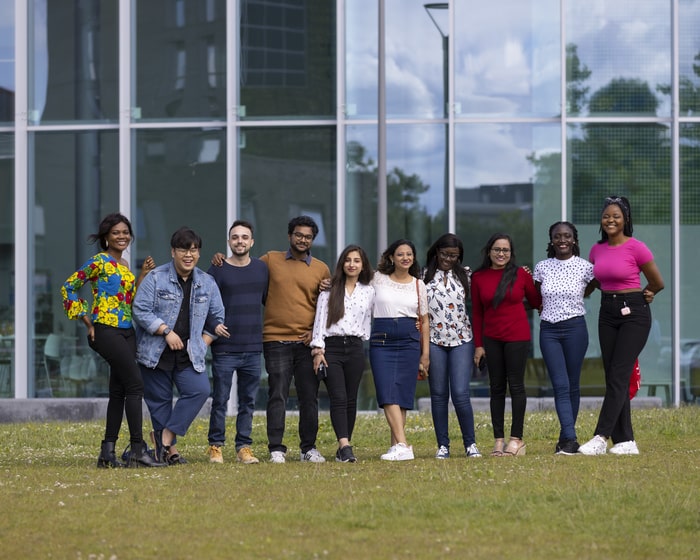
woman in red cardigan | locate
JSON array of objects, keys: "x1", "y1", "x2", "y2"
[{"x1": 471, "y1": 233, "x2": 541, "y2": 457}]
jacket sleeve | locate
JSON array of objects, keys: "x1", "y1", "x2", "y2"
[{"x1": 132, "y1": 271, "x2": 165, "y2": 334}]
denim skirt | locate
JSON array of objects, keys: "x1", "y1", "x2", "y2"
[{"x1": 369, "y1": 317, "x2": 421, "y2": 409}]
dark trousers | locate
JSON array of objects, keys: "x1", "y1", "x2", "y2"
[
  {"x1": 324, "y1": 336, "x2": 365, "y2": 442},
  {"x1": 89, "y1": 324, "x2": 144, "y2": 444},
  {"x1": 595, "y1": 292, "x2": 651, "y2": 443},
  {"x1": 483, "y1": 337, "x2": 530, "y2": 440},
  {"x1": 263, "y1": 341, "x2": 319, "y2": 454}
]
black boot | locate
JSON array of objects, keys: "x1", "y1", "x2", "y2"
[
  {"x1": 128, "y1": 440, "x2": 167, "y2": 468},
  {"x1": 97, "y1": 440, "x2": 124, "y2": 469}
]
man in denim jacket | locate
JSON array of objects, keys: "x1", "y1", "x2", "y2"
[{"x1": 133, "y1": 227, "x2": 227, "y2": 465}]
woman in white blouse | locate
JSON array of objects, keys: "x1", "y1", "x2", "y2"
[
  {"x1": 311, "y1": 245, "x2": 374, "y2": 463},
  {"x1": 533, "y1": 221, "x2": 595, "y2": 455},
  {"x1": 423, "y1": 233, "x2": 481, "y2": 459},
  {"x1": 369, "y1": 239, "x2": 430, "y2": 461}
]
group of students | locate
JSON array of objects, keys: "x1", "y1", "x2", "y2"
[{"x1": 61, "y1": 194, "x2": 663, "y2": 467}]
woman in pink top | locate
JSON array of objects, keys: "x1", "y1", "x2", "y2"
[{"x1": 578, "y1": 196, "x2": 664, "y2": 456}]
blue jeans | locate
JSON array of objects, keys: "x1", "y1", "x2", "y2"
[
  {"x1": 428, "y1": 341, "x2": 476, "y2": 451},
  {"x1": 539, "y1": 316, "x2": 588, "y2": 443},
  {"x1": 263, "y1": 341, "x2": 319, "y2": 454},
  {"x1": 142, "y1": 363, "x2": 210, "y2": 438},
  {"x1": 208, "y1": 351, "x2": 262, "y2": 450}
]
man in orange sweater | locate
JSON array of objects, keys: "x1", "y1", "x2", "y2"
[{"x1": 261, "y1": 216, "x2": 330, "y2": 463}]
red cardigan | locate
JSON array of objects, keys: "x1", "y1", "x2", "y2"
[{"x1": 470, "y1": 267, "x2": 541, "y2": 347}]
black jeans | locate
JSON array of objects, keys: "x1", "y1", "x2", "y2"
[
  {"x1": 595, "y1": 292, "x2": 651, "y2": 443},
  {"x1": 324, "y1": 336, "x2": 365, "y2": 442},
  {"x1": 263, "y1": 341, "x2": 319, "y2": 454},
  {"x1": 483, "y1": 337, "x2": 530, "y2": 440},
  {"x1": 88, "y1": 324, "x2": 144, "y2": 444}
]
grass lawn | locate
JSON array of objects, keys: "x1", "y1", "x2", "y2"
[{"x1": 0, "y1": 406, "x2": 698, "y2": 559}]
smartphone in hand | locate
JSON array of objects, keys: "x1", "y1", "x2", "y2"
[{"x1": 317, "y1": 363, "x2": 327, "y2": 380}]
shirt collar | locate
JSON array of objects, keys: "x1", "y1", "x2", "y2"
[{"x1": 285, "y1": 248, "x2": 312, "y2": 266}]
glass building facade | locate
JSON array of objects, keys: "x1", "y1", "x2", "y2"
[{"x1": 1, "y1": 0, "x2": 699, "y2": 406}]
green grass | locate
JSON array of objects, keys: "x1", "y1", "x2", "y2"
[{"x1": 1, "y1": 407, "x2": 698, "y2": 559}]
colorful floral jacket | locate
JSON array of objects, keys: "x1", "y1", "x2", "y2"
[{"x1": 61, "y1": 253, "x2": 136, "y2": 329}]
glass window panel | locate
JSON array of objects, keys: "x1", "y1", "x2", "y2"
[
  {"x1": 32, "y1": 131, "x2": 118, "y2": 397},
  {"x1": 345, "y1": 0, "x2": 377, "y2": 119},
  {"x1": 30, "y1": 0, "x2": 118, "y2": 124},
  {"x1": 455, "y1": 1, "x2": 560, "y2": 118},
  {"x1": 239, "y1": 126, "x2": 336, "y2": 266},
  {"x1": 135, "y1": 1, "x2": 226, "y2": 121},
  {"x1": 455, "y1": 123, "x2": 560, "y2": 270},
  {"x1": 240, "y1": 0, "x2": 335, "y2": 119},
  {"x1": 346, "y1": 125, "x2": 378, "y2": 263},
  {"x1": 0, "y1": 0, "x2": 13, "y2": 124},
  {"x1": 0, "y1": 133, "x2": 13, "y2": 397},
  {"x1": 680, "y1": 123, "x2": 700, "y2": 402},
  {"x1": 569, "y1": 123, "x2": 672, "y2": 402},
  {"x1": 135, "y1": 128, "x2": 226, "y2": 265},
  {"x1": 566, "y1": 0, "x2": 671, "y2": 117},
  {"x1": 679, "y1": 0, "x2": 700, "y2": 116}
]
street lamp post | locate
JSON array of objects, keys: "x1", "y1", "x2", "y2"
[{"x1": 424, "y1": 3, "x2": 450, "y2": 233}]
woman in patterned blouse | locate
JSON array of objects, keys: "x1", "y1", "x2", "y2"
[
  {"x1": 423, "y1": 233, "x2": 482, "y2": 460},
  {"x1": 62, "y1": 213, "x2": 164, "y2": 468},
  {"x1": 311, "y1": 245, "x2": 375, "y2": 463}
]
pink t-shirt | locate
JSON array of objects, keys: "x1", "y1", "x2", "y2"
[{"x1": 588, "y1": 237, "x2": 654, "y2": 291}]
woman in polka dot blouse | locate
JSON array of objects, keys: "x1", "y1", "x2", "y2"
[{"x1": 533, "y1": 221, "x2": 595, "y2": 455}]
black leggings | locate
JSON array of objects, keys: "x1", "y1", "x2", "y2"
[
  {"x1": 324, "y1": 336, "x2": 366, "y2": 442},
  {"x1": 89, "y1": 324, "x2": 144, "y2": 444},
  {"x1": 483, "y1": 337, "x2": 530, "y2": 439}
]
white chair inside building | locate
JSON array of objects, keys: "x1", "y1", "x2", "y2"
[
  {"x1": 41, "y1": 333, "x2": 65, "y2": 397},
  {"x1": 61, "y1": 353, "x2": 97, "y2": 397}
]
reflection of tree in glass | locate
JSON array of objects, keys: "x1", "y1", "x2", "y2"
[
  {"x1": 658, "y1": 52, "x2": 700, "y2": 225},
  {"x1": 530, "y1": 44, "x2": 671, "y2": 225},
  {"x1": 346, "y1": 141, "x2": 435, "y2": 263}
]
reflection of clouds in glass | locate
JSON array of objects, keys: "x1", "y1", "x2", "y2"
[
  {"x1": 0, "y1": 1, "x2": 13, "y2": 89},
  {"x1": 32, "y1": 0, "x2": 48, "y2": 117},
  {"x1": 455, "y1": 124, "x2": 554, "y2": 189},
  {"x1": 567, "y1": 1, "x2": 671, "y2": 113}
]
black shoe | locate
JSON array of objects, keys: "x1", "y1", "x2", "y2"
[
  {"x1": 97, "y1": 440, "x2": 124, "y2": 469},
  {"x1": 166, "y1": 452, "x2": 188, "y2": 465},
  {"x1": 555, "y1": 440, "x2": 580, "y2": 455},
  {"x1": 335, "y1": 445, "x2": 357, "y2": 463},
  {"x1": 150, "y1": 430, "x2": 164, "y2": 462},
  {"x1": 128, "y1": 441, "x2": 167, "y2": 468}
]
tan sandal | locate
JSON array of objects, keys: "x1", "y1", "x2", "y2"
[
  {"x1": 503, "y1": 437, "x2": 526, "y2": 456},
  {"x1": 491, "y1": 438, "x2": 505, "y2": 457}
]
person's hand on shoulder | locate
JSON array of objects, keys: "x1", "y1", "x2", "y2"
[{"x1": 211, "y1": 252, "x2": 226, "y2": 267}]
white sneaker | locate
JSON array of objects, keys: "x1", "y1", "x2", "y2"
[
  {"x1": 435, "y1": 445, "x2": 450, "y2": 459},
  {"x1": 270, "y1": 451, "x2": 286, "y2": 464},
  {"x1": 300, "y1": 448, "x2": 326, "y2": 463},
  {"x1": 609, "y1": 441, "x2": 640, "y2": 455},
  {"x1": 466, "y1": 443, "x2": 482, "y2": 458},
  {"x1": 381, "y1": 442, "x2": 414, "y2": 461},
  {"x1": 578, "y1": 435, "x2": 608, "y2": 455}
]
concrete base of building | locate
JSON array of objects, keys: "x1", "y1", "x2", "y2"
[{"x1": 416, "y1": 396, "x2": 663, "y2": 413}]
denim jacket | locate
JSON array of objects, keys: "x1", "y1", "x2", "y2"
[{"x1": 132, "y1": 261, "x2": 225, "y2": 373}]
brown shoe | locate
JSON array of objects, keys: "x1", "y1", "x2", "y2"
[
  {"x1": 207, "y1": 445, "x2": 223, "y2": 464},
  {"x1": 237, "y1": 446, "x2": 260, "y2": 464},
  {"x1": 491, "y1": 438, "x2": 505, "y2": 457},
  {"x1": 503, "y1": 437, "x2": 527, "y2": 456}
]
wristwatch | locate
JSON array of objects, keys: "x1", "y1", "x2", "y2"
[{"x1": 162, "y1": 327, "x2": 172, "y2": 336}]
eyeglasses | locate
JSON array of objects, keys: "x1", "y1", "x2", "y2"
[
  {"x1": 491, "y1": 247, "x2": 511, "y2": 255},
  {"x1": 438, "y1": 251, "x2": 460, "y2": 261},
  {"x1": 175, "y1": 247, "x2": 200, "y2": 256},
  {"x1": 292, "y1": 232, "x2": 314, "y2": 242}
]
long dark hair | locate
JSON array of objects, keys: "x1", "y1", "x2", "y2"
[
  {"x1": 326, "y1": 245, "x2": 373, "y2": 328},
  {"x1": 598, "y1": 195, "x2": 634, "y2": 242},
  {"x1": 475, "y1": 233, "x2": 518, "y2": 309},
  {"x1": 88, "y1": 213, "x2": 134, "y2": 251},
  {"x1": 424, "y1": 233, "x2": 470, "y2": 297},
  {"x1": 376, "y1": 239, "x2": 421, "y2": 278},
  {"x1": 546, "y1": 221, "x2": 581, "y2": 258}
]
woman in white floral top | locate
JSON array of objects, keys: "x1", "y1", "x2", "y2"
[{"x1": 423, "y1": 233, "x2": 481, "y2": 460}]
